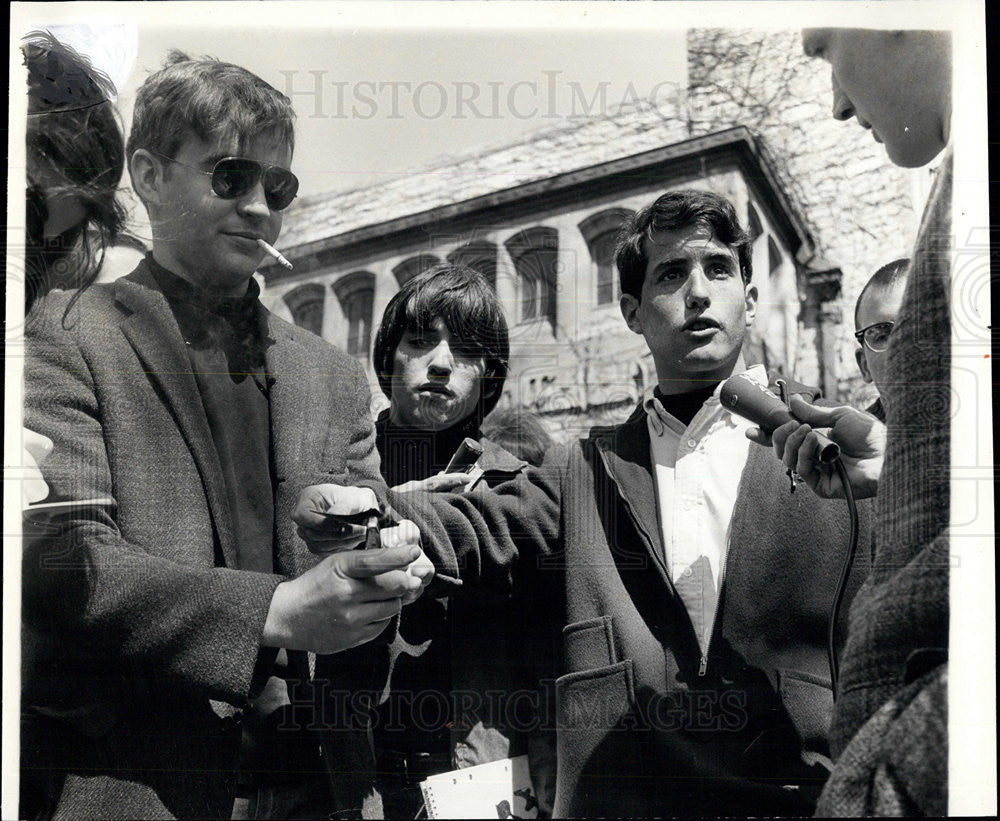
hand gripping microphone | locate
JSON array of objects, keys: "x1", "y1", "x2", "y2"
[{"x1": 719, "y1": 372, "x2": 840, "y2": 462}]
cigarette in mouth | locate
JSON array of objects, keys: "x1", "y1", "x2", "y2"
[{"x1": 256, "y1": 239, "x2": 293, "y2": 270}]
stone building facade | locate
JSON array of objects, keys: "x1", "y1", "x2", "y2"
[
  {"x1": 257, "y1": 30, "x2": 919, "y2": 440},
  {"x1": 685, "y1": 29, "x2": 923, "y2": 402}
]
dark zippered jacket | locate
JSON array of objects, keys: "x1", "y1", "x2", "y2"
[{"x1": 393, "y1": 396, "x2": 874, "y2": 817}]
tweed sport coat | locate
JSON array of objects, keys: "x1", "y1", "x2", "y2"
[
  {"x1": 21, "y1": 260, "x2": 386, "y2": 820},
  {"x1": 818, "y1": 149, "x2": 952, "y2": 816},
  {"x1": 391, "y1": 401, "x2": 874, "y2": 818}
]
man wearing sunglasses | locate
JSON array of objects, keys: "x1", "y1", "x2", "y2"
[
  {"x1": 21, "y1": 52, "x2": 432, "y2": 820},
  {"x1": 853, "y1": 258, "x2": 910, "y2": 422}
]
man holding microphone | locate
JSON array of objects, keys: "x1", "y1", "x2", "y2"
[{"x1": 749, "y1": 27, "x2": 952, "y2": 816}]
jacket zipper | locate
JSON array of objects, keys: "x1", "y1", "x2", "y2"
[
  {"x1": 698, "y1": 545, "x2": 729, "y2": 677},
  {"x1": 594, "y1": 435, "x2": 723, "y2": 679}
]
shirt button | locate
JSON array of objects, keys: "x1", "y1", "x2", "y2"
[
  {"x1": 687, "y1": 439, "x2": 697, "y2": 448},
  {"x1": 683, "y1": 567, "x2": 693, "y2": 577}
]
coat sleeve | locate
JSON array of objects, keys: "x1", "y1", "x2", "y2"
[
  {"x1": 22, "y1": 302, "x2": 282, "y2": 707},
  {"x1": 386, "y1": 443, "x2": 566, "y2": 596},
  {"x1": 338, "y1": 361, "x2": 389, "y2": 500}
]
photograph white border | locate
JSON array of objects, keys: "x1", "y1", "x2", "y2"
[{"x1": 5, "y1": 2, "x2": 992, "y2": 816}]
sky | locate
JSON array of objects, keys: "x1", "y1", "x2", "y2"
[{"x1": 26, "y1": 14, "x2": 687, "y2": 201}]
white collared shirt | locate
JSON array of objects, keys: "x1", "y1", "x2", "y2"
[{"x1": 644, "y1": 365, "x2": 767, "y2": 653}]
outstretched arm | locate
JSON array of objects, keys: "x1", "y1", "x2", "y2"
[
  {"x1": 746, "y1": 394, "x2": 886, "y2": 499},
  {"x1": 293, "y1": 461, "x2": 564, "y2": 595}
]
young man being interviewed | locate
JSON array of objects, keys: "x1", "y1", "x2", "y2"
[{"x1": 296, "y1": 189, "x2": 873, "y2": 817}]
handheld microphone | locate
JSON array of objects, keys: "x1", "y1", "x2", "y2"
[
  {"x1": 444, "y1": 437, "x2": 486, "y2": 493},
  {"x1": 444, "y1": 438, "x2": 484, "y2": 474},
  {"x1": 721, "y1": 373, "x2": 859, "y2": 696},
  {"x1": 719, "y1": 373, "x2": 840, "y2": 463}
]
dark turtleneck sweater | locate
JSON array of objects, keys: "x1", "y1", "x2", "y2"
[
  {"x1": 147, "y1": 255, "x2": 306, "y2": 783},
  {"x1": 376, "y1": 409, "x2": 480, "y2": 489},
  {"x1": 146, "y1": 253, "x2": 275, "y2": 574},
  {"x1": 653, "y1": 383, "x2": 719, "y2": 427},
  {"x1": 373, "y1": 409, "x2": 485, "y2": 757}
]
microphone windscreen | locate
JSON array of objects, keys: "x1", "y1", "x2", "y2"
[
  {"x1": 719, "y1": 373, "x2": 795, "y2": 434},
  {"x1": 719, "y1": 373, "x2": 841, "y2": 463}
]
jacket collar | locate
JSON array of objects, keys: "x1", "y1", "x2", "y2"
[
  {"x1": 641, "y1": 365, "x2": 768, "y2": 436},
  {"x1": 375, "y1": 408, "x2": 528, "y2": 479},
  {"x1": 589, "y1": 363, "x2": 817, "y2": 584},
  {"x1": 479, "y1": 437, "x2": 529, "y2": 474},
  {"x1": 114, "y1": 260, "x2": 241, "y2": 567},
  {"x1": 259, "y1": 310, "x2": 342, "y2": 486},
  {"x1": 115, "y1": 260, "x2": 340, "y2": 577},
  {"x1": 591, "y1": 405, "x2": 668, "y2": 580}
]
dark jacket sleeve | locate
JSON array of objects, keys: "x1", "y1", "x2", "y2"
[
  {"x1": 22, "y1": 300, "x2": 282, "y2": 707},
  {"x1": 386, "y1": 452, "x2": 564, "y2": 595}
]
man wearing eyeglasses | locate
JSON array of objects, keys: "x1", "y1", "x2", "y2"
[
  {"x1": 21, "y1": 53, "x2": 432, "y2": 820},
  {"x1": 853, "y1": 258, "x2": 910, "y2": 422},
  {"x1": 757, "y1": 258, "x2": 911, "y2": 499}
]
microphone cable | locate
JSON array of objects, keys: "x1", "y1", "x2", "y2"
[{"x1": 827, "y1": 457, "x2": 860, "y2": 698}]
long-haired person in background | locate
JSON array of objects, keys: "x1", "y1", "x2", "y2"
[
  {"x1": 23, "y1": 30, "x2": 127, "y2": 314},
  {"x1": 372, "y1": 262, "x2": 516, "y2": 491},
  {"x1": 322, "y1": 263, "x2": 541, "y2": 818}
]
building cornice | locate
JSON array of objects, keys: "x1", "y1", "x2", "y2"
[{"x1": 261, "y1": 126, "x2": 814, "y2": 281}]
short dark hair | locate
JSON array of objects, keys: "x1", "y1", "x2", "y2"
[
  {"x1": 126, "y1": 50, "x2": 295, "y2": 164},
  {"x1": 373, "y1": 263, "x2": 510, "y2": 420},
  {"x1": 615, "y1": 189, "x2": 753, "y2": 300},
  {"x1": 23, "y1": 30, "x2": 127, "y2": 313},
  {"x1": 854, "y1": 258, "x2": 910, "y2": 329},
  {"x1": 481, "y1": 407, "x2": 554, "y2": 467}
]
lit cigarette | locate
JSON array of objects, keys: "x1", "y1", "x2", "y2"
[{"x1": 257, "y1": 239, "x2": 293, "y2": 270}]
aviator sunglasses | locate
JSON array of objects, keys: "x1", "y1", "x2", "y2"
[{"x1": 153, "y1": 152, "x2": 299, "y2": 211}]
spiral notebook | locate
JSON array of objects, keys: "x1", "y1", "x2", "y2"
[{"x1": 419, "y1": 755, "x2": 539, "y2": 819}]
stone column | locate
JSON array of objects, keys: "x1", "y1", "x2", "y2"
[{"x1": 804, "y1": 264, "x2": 844, "y2": 401}]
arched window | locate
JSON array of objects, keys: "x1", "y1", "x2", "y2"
[
  {"x1": 505, "y1": 227, "x2": 558, "y2": 324},
  {"x1": 447, "y1": 241, "x2": 498, "y2": 290},
  {"x1": 333, "y1": 272, "x2": 375, "y2": 360},
  {"x1": 282, "y1": 283, "x2": 325, "y2": 337},
  {"x1": 392, "y1": 254, "x2": 440, "y2": 286},
  {"x1": 578, "y1": 208, "x2": 633, "y2": 305},
  {"x1": 592, "y1": 231, "x2": 622, "y2": 305}
]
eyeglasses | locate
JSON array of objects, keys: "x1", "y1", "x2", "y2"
[
  {"x1": 854, "y1": 321, "x2": 895, "y2": 352},
  {"x1": 154, "y1": 153, "x2": 299, "y2": 211}
]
